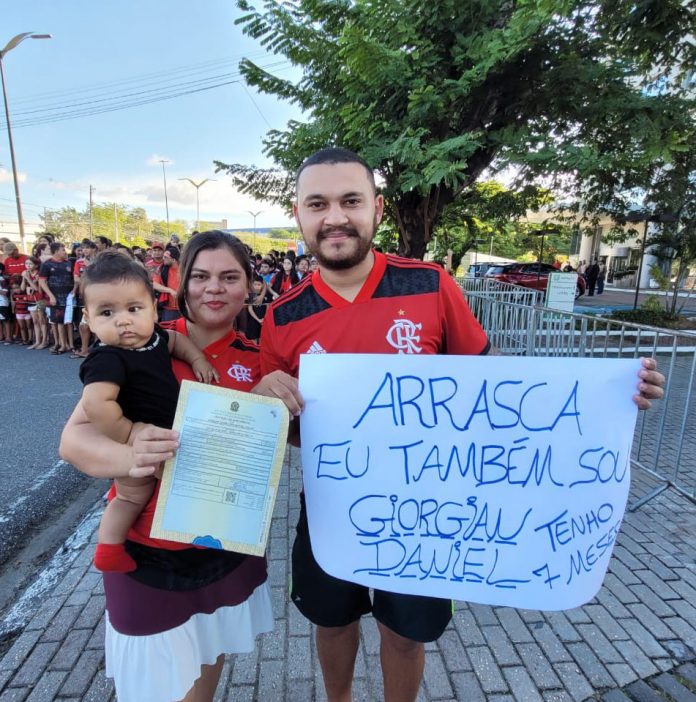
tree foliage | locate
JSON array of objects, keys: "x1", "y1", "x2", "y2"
[
  {"x1": 429, "y1": 181, "x2": 558, "y2": 270},
  {"x1": 40, "y1": 204, "x2": 188, "y2": 248},
  {"x1": 216, "y1": 0, "x2": 694, "y2": 259}
]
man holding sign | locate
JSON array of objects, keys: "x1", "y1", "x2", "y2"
[{"x1": 260, "y1": 148, "x2": 665, "y2": 702}]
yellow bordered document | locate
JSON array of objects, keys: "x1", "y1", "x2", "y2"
[{"x1": 151, "y1": 380, "x2": 288, "y2": 556}]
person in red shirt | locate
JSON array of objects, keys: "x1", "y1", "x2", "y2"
[
  {"x1": 22, "y1": 256, "x2": 48, "y2": 349},
  {"x1": 260, "y1": 147, "x2": 667, "y2": 702},
  {"x1": 152, "y1": 247, "x2": 182, "y2": 321},
  {"x1": 145, "y1": 241, "x2": 165, "y2": 275},
  {"x1": 2, "y1": 242, "x2": 28, "y2": 278},
  {"x1": 269, "y1": 256, "x2": 299, "y2": 296},
  {"x1": 10, "y1": 275, "x2": 32, "y2": 344},
  {"x1": 60, "y1": 231, "x2": 301, "y2": 702}
]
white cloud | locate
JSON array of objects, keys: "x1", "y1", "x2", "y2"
[
  {"x1": 0, "y1": 168, "x2": 27, "y2": 184},
  {"x1": 146, "y1": 154, "x2": 174, "y2": 167}
]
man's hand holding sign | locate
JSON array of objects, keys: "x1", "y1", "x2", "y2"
[{"x1": 299, "y1": 354, "x2": 641, "y2": 611}]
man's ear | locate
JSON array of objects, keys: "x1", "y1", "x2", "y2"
[{"x1": 375, "y1": 194, "x2": 384, "y2": 225}]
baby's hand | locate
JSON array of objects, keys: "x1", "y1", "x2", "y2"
[{"x1": 192, "y1": 357, "x2": 220, "y2": 384}]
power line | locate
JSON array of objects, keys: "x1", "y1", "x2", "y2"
[
  {"x1": 12, "y1": 71, "x2": 247, "y2": 117},
  {"x1": 242, "y1": 83, "x2": 272, "y2": 129},
  {"x1": 9, "y1": 53, "x2": 270, "y2": 107},
  {"x1": 0, "y1": 195, "x2": 51, "y2": 210},
  {"x1": 1, "y1": 61, "x2": 292, "y2": 129}
]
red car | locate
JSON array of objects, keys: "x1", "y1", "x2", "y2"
[{"x1": 484, "y1": 263, "x2": 586, "y2": 298}]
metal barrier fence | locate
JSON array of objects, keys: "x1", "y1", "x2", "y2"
[
  {"x1": 462, "y1": 284, "x2": 696, "y2": 509},
  {"x1": 459, "y1": 277, "x2": 545, "y2": 307}
]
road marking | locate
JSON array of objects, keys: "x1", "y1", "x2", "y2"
[
  {"x1": 0, "y1": 459, "x2": 69, "y2": 525},
  {"x1": 0, "y1": 500, "x2": 102, "y2": 638}
]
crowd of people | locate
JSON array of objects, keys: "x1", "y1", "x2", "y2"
[
  {"x1": 562, "y1": 258, "x2": 607, "y2": 295},
  {"x1": 0, "y1": 230, "x2": 319, "y2": 354}
]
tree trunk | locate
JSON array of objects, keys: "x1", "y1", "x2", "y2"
[{"x1": 393, "y1": 187, "x2": 454, "y2": 259}]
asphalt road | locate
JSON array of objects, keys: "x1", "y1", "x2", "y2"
[{"x1": 0, "y1": 343, "x2": 108, "y2": 612}]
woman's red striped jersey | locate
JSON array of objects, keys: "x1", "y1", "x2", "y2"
[{"x1": 260, "y1": 251, "x2": 490, "y2": 378}]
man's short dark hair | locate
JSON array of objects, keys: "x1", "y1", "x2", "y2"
[
  {"x1": 49, "y1": 242, "x2": 64, "y2": 254},
  {"x1": 296, "y1": 147, "x2": 376, "y2": 193},
  {"x1": 80, "y1": 250, "x2": 155, "y2": 302}
]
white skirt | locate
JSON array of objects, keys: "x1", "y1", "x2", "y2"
[{"x1": 105, "y1": 580, "x2": 273, "y2": 702}]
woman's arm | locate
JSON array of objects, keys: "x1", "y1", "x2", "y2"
[
  {"x1": 60, "y1": 400, "x2": 179, "y2": 479},
  {"x1": 152, "y1": 281, "x2": 177, "y2": 296}
]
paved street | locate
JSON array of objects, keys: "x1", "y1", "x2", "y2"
[
  {"x1": 0, "y1": 445, "x2": 694, "y2": 701},
  {"x1": 0, "y1": 292, "x2": 694, "y2": 701},
  {"x1": 0, "y1": 344, "x2": 109, "y2": 615}
]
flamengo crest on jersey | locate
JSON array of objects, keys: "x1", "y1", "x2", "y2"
[
  {"x1": 227, "y1": 364, "x2": 254, "y2": 382},
  {"x1": 306, "y1": 341, "x2": 326, "y2": 354},
  {"x1": 386, "y1": 318, "x2": 423, "y2": 353}
]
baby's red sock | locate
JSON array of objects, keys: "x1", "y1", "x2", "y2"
[{"x1": 94, "y1": 543, "x2": 137, "y2": 573}]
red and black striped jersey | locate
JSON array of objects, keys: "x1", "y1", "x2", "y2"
[{"x1": 260, "y1": 251, "x2": 489, "y2": 378}]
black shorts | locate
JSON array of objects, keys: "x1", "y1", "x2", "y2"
[
  {"x1": 72, "y1": 304, "x2": 85, "y2": 326},
  {"x1": 291, "y1": 495, "x2": 453, "y2": 642},
  {"x1": 48, "y1": 305, "x2": 66, "y2": 324}
]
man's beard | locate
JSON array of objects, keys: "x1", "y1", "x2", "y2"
[{"x1": 304, "y1": 221, "x2": 377, "y2": 271}]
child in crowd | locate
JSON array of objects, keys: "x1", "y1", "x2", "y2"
[
  {"x1": 79, "y1": 251, "x2": 219, "y2": 572},
  {"x1": 10, "y1": 275, "x2": 32, "y2": 344},
  {"x1": 245, "y1": 274, "x2": 274, "y2": 342},
  {"x1": 22, "y1": 256, "x2": 49, "y2": 350}
]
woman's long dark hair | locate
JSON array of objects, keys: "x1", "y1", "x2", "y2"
[
  {"x1": 270, "y1": 257, "x2": 300, "y2": 294},
  {"x1": 177, "y1": 230, "x2": 252, "y2": 323}
]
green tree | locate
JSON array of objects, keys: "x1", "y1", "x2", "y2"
[
  {"x1": 429, "y1": 181, "x2": 555, "y2": 270},
  {"x1": 643, "y1": 145, "x2": 696, "y2": 315},
  {"x1": 216, "y1": 0, "x2": 694, "y2": 259},
  {"x1": 39, "y1": 204, "x2": 189, "y2": 250}
]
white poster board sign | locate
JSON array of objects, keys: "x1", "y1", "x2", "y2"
[
  {"x1": 546, "y1": 272, "x2": 578, "y2": 311},
  {"x1": 299, "y1": 354, "x2": 639, "y2": 611}
]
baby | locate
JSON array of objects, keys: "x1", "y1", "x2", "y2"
[{"x1": 79, "y1": 250, "x2": 218, "y2": 572}]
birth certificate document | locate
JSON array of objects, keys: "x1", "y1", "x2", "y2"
[{"x1": 151, "y1": 380, "x2": 289, "y2": 556}]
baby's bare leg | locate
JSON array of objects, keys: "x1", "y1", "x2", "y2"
[
  {"x1": 94, "y1": 477, "x2": 156, "y2": 573},
  {"x1": 99, "y1": 476, "x2": 157, "y2": 545}
]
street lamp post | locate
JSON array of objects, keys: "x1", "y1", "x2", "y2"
[
  {"x1": 159, "y1": 159, "x2": 171, "y2": 234},
  {"x1": 0, "y1": 32, "x2": 51, "y2": 253},
  {"x1": 533, "y1": 227, "x2": 561, "y2": 286},
  {"x1": 247, "y1": 210, "x2": 262, "y2": 252},
  {"x1": 178, "y1": 177, "x2": 215, "y2": 231}
]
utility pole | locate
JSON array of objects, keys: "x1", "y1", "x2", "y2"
[
  {"x1": 1, "y1": 33, "x2": 52, "y2": 252},
  {"x1": 159, "y1": 159, "x2": 171, "y2": 234},
  {"x1": 247, "y1": 210, "x2": 263, "y2": 252},
  {"x1": 89, "y1": 185, "x2": 94, "y2": 239},
  {"x1": 113, "y1": 203, "x2": 119, "y2": 243}
]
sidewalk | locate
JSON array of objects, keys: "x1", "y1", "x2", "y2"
[
  {"x1": 0, "y1": 447, "x2": 694, "y2": 702},
  {"x1": 574, "y1": 284, "x2": 696, "y2": 317}
]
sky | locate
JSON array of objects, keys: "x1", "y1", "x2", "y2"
[{"x1": 1, "y1": 1, "x2": 303, "y2": 240}]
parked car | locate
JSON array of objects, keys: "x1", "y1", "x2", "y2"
[
  {"x1": 465, "y1": 262, "x2": 493, "y2": 278},
  {"x1": 484, "y1": 262, "x2": 586, "y2": 298}
]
